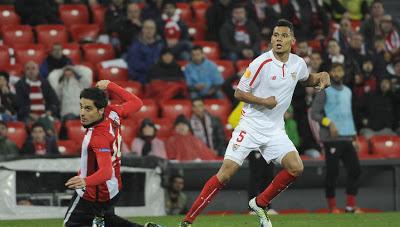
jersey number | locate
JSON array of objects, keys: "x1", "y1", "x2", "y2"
[{"x1": 236, "y1": 130, "x2": 247, "y2": 142}]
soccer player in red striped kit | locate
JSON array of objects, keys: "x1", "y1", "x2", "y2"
[
  {"x1": 180, "y1": 19, "x2": 331, "y2": 227},
  {"x1": 63, "y1": 80, "x2": 162, "y2": 227}
]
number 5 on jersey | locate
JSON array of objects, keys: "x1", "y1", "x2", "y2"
[{"x1": 236, "y1": 130, "x2": 247, "y2": 143}]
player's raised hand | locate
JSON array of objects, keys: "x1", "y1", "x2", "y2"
[
  {"x1": 65, "y1": 176, "x2": 86, "y2": 189},
  {"x1": 263, "y1": 96, "x2": 277, "y2": 109},
  {"x1": 315, "y1": 72, "x2": 331, "y2": 91},
  {"x1": 96, "y1": 80, "x2": 111, "y2": 90}
]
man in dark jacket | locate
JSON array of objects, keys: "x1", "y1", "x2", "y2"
[
  {"x1": 39, "y1": 43, "x2": 73, "y2": 79},
  {"x1": 21, "y1": 122, "x2": 59, "y2": 156},
  {"x1": 219, "y1": 3, "x2": 261, "y2": 61},
  {"x1": 206, "y1": 0, "x2": 233, "y2": 41},
  {"x1": 15, "y1": 61, "x2": 59, "y2": 123},
  {"x1": 0, "y1": 121, "x2": 19, "y2": 161},
  {"x1": 116, "y1": 2, "x2": 143, "y2": 53},
  {"x1": 148, "y1": 48, "x2": 184, "y2": 81},
  {"x1": 0, "y1": 72, "x2": 18, "y2": 122}
]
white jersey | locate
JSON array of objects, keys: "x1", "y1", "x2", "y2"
[{"x1": 237, "y1": 50, "x2": 309, "y2": 136}]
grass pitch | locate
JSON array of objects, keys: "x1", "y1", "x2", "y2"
[{"x1": 1, "y1": 212, "x2": 399, "y2": 227}]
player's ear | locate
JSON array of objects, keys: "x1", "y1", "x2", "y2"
[{"x1": 98, "y1": 107, "x2": 105, "y2": 115}]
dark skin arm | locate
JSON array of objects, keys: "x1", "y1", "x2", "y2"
[
  {"x1": 234, "y1": 89, "x2": 277, "y2": 109},
  {"x1": 300, "y1": 72, "x2": 331, "y2": 90}
]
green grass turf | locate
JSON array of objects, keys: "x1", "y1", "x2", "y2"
[{"x1": 1, "y1": 213, "x2": 400, "y2": 227}]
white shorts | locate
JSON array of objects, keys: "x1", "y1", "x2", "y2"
[{"x1": 224, "y1": 126, "x2": 297, "y2": 166}]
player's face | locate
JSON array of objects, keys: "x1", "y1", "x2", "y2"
[
  {"x1": 330, "y1": 66, "x2": 345, "y2": 83},
  {"x1": 80, "y1": 98, "x2": 103, "y2": 126},
  {"x1": 271, "y1": 26, "x2": 294, "y2": 54}
]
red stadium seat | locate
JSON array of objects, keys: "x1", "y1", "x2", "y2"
[
  {"x1": 161, "y1": 99, "x2": 192, "y2": 120},
  {"x1": 192, "y1": 40, "x2": 220, "y2": 60},
  {"x1": 153, "y1": 118, "x2": 174, "y2": 139},
  {"x1": 187, "y1": 22, "x2": 206, "y2": 41},
  {"x1": 145, "y1": 80, "x2": 188, "y2": 102},
  {"x1": 6, "y1": 121, "x2": 27, "y2": 148},
  {"x1": 213, "y1": 60, "x2": 235, "y2": 79},
  {"x1": 14, "y1": 44, "x2": 46, "y2": 65},
  {"x1": 65, "y1": 119, "x2": 86, "y2": 144},
  {"x1": 133, "y1": 99, "x2": 158, "y2": 120},
  {"x1": 90, "y1": 4, "x2": 106, "y2": 30},
  {"x1": 70, "y1": 24, "x2": 100, "y2": 42},
  {"x1": 0, "y1": 45, "x2": 10, "y2": 68},
  {"x1": 356, "y1": 136, "x2": 369, "y2": 155},
  {"x1": 0, "y1": 5, "x2": 20, "y2": 28},
  {"x1": 204, "y1": 99, "x2": 232, "y2": 123},
  {"x1": 114, "y1": 80, "x2": 143, "y2": 98},
  {"x1": 2, "y1": 63, "x2": 23, "y2": 78},
  {"x1": 36, "y1": 25, "x2": 68, "y2": 49},
  {"x1": 176, "y1": 2, "x2": 192, "y2": 24},
  {"x1": 235, "y1": 60, "x2": 252, "y2": 73},
  {"x1": 120, "y1": 122, "x2": 139, "y2": 145},
  {"x1": 2, "y1": 25, "x2": 33, "y2": 46},
  {"x1": 98, "y1": 66, "x2": 128, "y2": 81},
  {"x1": 370, "y1": 135, "x2": 400, "y2": 158},
  {"x1": 58, "y1": 140, "x2": 80, "y2": 156},
  {"x1": 82, "y1": 43, "x2": 115, "y2": 64},
  {"x1": 59, "y1": 4, "x2": 89, "y2": 27},
  {"x1": 61, "y1": 43, "x2": 81, "y2": 64}
]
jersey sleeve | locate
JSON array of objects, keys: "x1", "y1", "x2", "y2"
[
  {"x1": 106, "y1": 82, "x2": 143, "y2": 118},
  {"x1": 298, "y1": 58, "x2": 310, "y2": 82},
  {"x1": 237, "y1": 61, "x2": 260, "y2": 92},
  {"x1": 90, "y1": 133, "x2": 113, "y2": 154}
]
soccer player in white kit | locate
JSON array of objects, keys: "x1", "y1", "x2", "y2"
[{"x1": 180, "y1": 19, "x2": 331, "y2": 227}]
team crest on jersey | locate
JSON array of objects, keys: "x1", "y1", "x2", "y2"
[
  {"x1": 232, "y1": 143, "x2": 240, "y2": 151},
  {"x1": 244, "y1": 68, "x2": 251, "y2": 78},
  {"x1": 291, "y1": 72, "x2": 296, "y2": 81}
]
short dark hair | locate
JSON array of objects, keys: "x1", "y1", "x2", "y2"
[
  {"x1": 31, "y1": 122, "x2": 45, "y2": 131},
  {"x1": 232, "y1": 3, "x2": 246, "y2": 11},
  {"x1": 275, "y1": 19, "x2": 294, "y2": 35},
  {"x1": 329, "y1": 63, "x2": 344, "y2": 71},
  {"x1": 80, "y1": 87, "x2": 108, "y2": 109},
  {"x1": 0, "y1": 71, "x2": 9, "y2": 82},
  {"x1": 191, "y1": 97, "x2": 204, "y2": 105},
  {"x1": 191, "y1": 45, "x2": 203, "y2": 52},
  {"x1": 169, "y1": 174, "x2": 184, "y2": 184}
]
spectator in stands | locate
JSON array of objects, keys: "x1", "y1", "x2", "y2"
[
  {"x1": 353, "y1": 57, "x2": 378, "y2": 99},
  {"x1": 329, "y1": 17, "x2": 354, "y2": 52},
  {"x1": 184, "y1": 46, "x2": 224, "y2": 99},
  {"x1": 116, "y1": 2, "x2": 143, "y2": 53},
  {"x1": 166, "y1": 114, "x2": 217, "y2": 161},
  {"x1": 244, "y1": 0, "x2": 279, "y2": 40},
  {"x1": 190, "y1": 98, "x2": 226, "y2": 156},
  {"x1": 15, "y1": 61, "x2": 59, "y2": 124},
  {"x1": 158, "y1": 0, "x2": 191, "y2": 60},
  {"x1": 296, "y1": 40, "x2": 311, "y2": 64},
  {"x1": 371, "y1": 36, "x2": 391, "y2": 76},
  {"x1": 0, "y1": 72, "x2": 18, "y2": 122},
  {"x1": 39, "y1": 44, "x2": 73, "y2": 79},
  {"x1": 219, "y1": 3, "x2": 261, "y2": 61},
  {"x1": 126, "y1": 19, "x2": 163, "y2": 84},
  {"x1": 141, "y1": 0, "x2": 163, "y2": 21},
  {"x1": 0, "y1": 121, "x2": 19, "y2": 161},
  {"x1": 380, "y1": 15, "x2": 400, "y2": 53},
  {"x1": 165, "y1": 174, "x2": 188, "y2": 215},
  {"x1": 359, "y1": 78, "x2": 397, "y2": 139},
  {"x1": 21, "y1": 122, "x2": 59, "y2": 155},
  {"x1": 309, "y1": 52, "x2": 323, "y2": 73},
  {"x1": 104, "y1": 0, "x2": 127, "y2": 35},
  {"x1": 311, "y1": 63, "x2": 362, "y2": 213},
  {"x1": 206, "y1": 0, "x2": 233, "y2": 41},
  {"x1": 284, "y1": 0, "x2": 329, "y2": 40},
  {"x1": 346, "y1": 33, "x2": 366, "y2": 68},
  {"x1": 126, "y1": 118, "x2": 167, "y2": 159},
  {"x1": 360, "y1": 0, "x2": 386, "y2": 50},
  {"x1": 47, "y1": 66, "x2": 92, "y2": 121},
  {"x1": 148, "y1": 47, "x2": 185, "y2": 81},
  {"x1": 222, "y1": 68, "x2": 242, "y2": 108},
  {"x1": 284, "y1": 105, "x2": 300, "y2": 149},
  {"x1": 15, "y1": 0, "x2": 61, "y2": 26}
]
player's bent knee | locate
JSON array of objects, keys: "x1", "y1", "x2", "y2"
[
  {"x1": 287, "y1": 162, "x2": 304, "y2": 177},
  {"x1": 216, "y1": 160, "x2": 240, "y2": 183}
]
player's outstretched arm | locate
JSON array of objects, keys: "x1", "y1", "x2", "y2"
[
  {"x1": 96, "y1": 80, "x2": 143, "y2": 117},
  {"x1": 301, "y1": 72, "x2": 331, "y2": 91},
  {"x1": 234, "y1": 89, "x2": 277, "y2": 109}
]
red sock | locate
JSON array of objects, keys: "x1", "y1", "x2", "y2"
[
  {"x1": 255, "y1": 169, "x2": 297, "y2": 208},
  {"x1": 346, "y1": 195, "x2": 356, "y2": 207},
  {"x1": 184, "y1": 175, "x2": 224, "y2": 223},
  {"x1": 327, "y1": 197, "x2": 336, "y2": 209}
]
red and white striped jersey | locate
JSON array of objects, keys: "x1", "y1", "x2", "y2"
[{"x1": 76, "y1": 82, "x2": 142, "y2": 202}]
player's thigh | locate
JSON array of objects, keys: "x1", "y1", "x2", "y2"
[
  {"x1": 64, "y1": 194, "x2": 95, "y2": 227},
  {"x1": 261, "y1": 133, "x2": 298, "y2": 165},
  {"x1": 224, "y1": 127, "x2": 261, "y2": 166}
]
